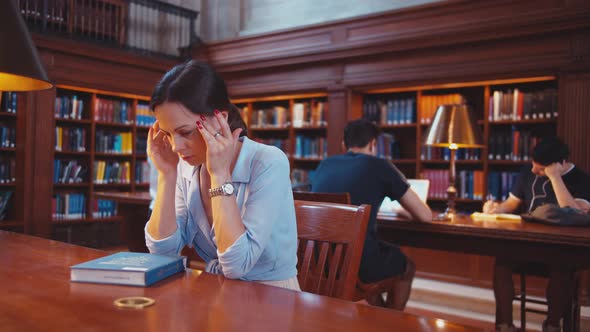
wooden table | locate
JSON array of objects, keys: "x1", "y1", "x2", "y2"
[
  {"x1": 0, "y1": 231, "x2": 483, "y2": 332},
  {"x1": 95, "y1": 191, "x2": 151, "y2": 252},
  {"x1": 377, "y1": 213, "x2": 590, "y2": 332},
  {"x1": 377, "y1": 213, "x2": 590, "y2": 266}
]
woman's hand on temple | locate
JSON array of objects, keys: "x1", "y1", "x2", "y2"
[
  {"x1": 147, "y1": 120, "x2": 179, "y2": 175},
  {"x1": 196, "y1": 110, "x2": 242, "y2": 180}
]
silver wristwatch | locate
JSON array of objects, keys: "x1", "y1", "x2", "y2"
[{"x1": 208, "y1": 182, "x2": 235, "y2": 197}]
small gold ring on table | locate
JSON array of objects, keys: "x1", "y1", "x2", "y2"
[
  {"x1": 214, "y1": 131, "x2": 222, "y2": 138},
  {"x1": 113, "y1": 296, "x2": 155, "y2": 309}
]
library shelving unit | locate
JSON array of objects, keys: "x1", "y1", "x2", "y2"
[
  {"x1": 51, "y1": 85, "x2": 154, "y2": 247},
  {"x1": 233, "y1": 92, "x2": 329, "y2": 189},
  {"x1": 353, "y1": 76, "x2": 557, "y2": 213},
  {"x1": 0, "y1": 92, "x2": 23, "y2": 232}
]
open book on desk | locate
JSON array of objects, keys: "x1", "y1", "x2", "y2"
[
  {"x1": 379, "y1": 179, "x2": 429, "y2": 218},
  {"x1": 471, "y1": 212, "x2": 522, "y2": 221},
  {"x1": 71, "y1": 252, "x2": 186, "y2": 286}
]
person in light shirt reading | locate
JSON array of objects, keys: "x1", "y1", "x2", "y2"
[{"x1": 482, "y1": 137, "x2": 590, "y2": 332}]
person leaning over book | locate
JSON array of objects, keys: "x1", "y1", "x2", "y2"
[
  {"x1": 144, "y1": 60, "x2": 300, "y2": 291},
  {"x1": 311, "y1": 119, "x2": 432, "y2": 310},
  {"x1": 483, "y1": 136, "x2": 590, "y2": 332}
]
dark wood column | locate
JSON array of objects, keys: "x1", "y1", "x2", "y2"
[
  {"x1": 559, "y1": 72, "x2": 590, "y2": 172},
  {"x1": 326, "y1": 88, "x2": 349, "y2": 156}
]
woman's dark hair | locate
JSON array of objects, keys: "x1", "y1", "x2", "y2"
[
  {"x1": 150, "y1": 60, "x2": 247, "y2": 136},
  {"x1": 532, "y1": 136, "x2": 569, "y2": 165},
  {"x1": 343, "y1": 119, "x2": 380, "y2": 149}
]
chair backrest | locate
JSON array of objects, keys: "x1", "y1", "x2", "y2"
[
  {"x1": 294, "y1": 200, "x2": 370, "y2": 301},
  {"x1": 293, "y1": 191, "x2": 351, "y2": 204}
]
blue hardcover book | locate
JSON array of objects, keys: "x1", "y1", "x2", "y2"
[{"x1": 71, "y1": 252, "x2": 186, "y2": 286}]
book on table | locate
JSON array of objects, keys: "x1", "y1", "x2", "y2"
[
  {"x1": 471, "y1": 212, "x2": 522, "y2": 221},
  {"x1": 71, "y1": 252, "x2": 186, "y2": 286}
]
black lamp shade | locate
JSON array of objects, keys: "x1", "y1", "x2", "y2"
[{"x1": 0, "y1": 0, "x2": 53, "y2": 91}]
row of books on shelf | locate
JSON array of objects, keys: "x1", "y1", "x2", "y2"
[
  {"x1": 488, "y1": 130, "x2": 539, "y2": 161},
  {"x1": 52, "y1": 193, "x2": 87, "y2": 220},
  {"x1": 93, "y1": 161, "x2": 131, "y2": 184},
  {"x1": 55, "y1": 95, "x2": 85, "y2": 120},
  {"x1": 292, "y1": 101, "x2": 327, "y2": 127},
  {"x1": 487, "y1": 171, "x2": 519, "y2": 202},
  {"x1": 0, "y1": 191, "x2": 12, "y2": 221},
  {"x1": 0, "y1": 156, "x2": 16, "y2": 183},
  {"x1": 376, "y1": 134, "x2": 401, "y2": 160},
  {"x1": 422, "y1": 169, "x2": 485, "y2": 200},
  {"x1": 136, "y1": 104, "x2": 156, "y2": 127},
  {"x1": 293, "y1": 137, "x2": 327, "y2": 159},
  {"x1": 92, "y1": 199, "x2": 118, "y2": 218},
  {"x1": 0, "y1": 92, "x2": 18, "y2": 113},
  {"x1": 488, "y1": 88, "x2": 557, "y2": 122},
  {"x1": 0, "y1": 126, "x2": 16, "y2": 148},
  {"x1": 250, "y1": 107, "x2": 289, "y2": 128},
  {"x1": 54, "y1": 160, "x2": 87, "y2": 184},
  {"x1": 55, "y1": 127, "x2": 86, "y2": 152},
  {"x1": 94, "y1": 97, "x2": 133, "y2": 124},
  {"x1": 52, "y1": 194, "x2": 118, "y2": 220},
  {"x1": 135, "y1": 161, "x2": 151, "y2": 184},
  {"x1": 363, "y1": 98, "x2": 416, "y2": 125},
  {"x1": 135, "y1": 136, "x2": 147, "y2": 154},
  {"x1": 419, "y1": 94, "x2": 465, "y2": 124},
  {"x1": 421, "y1": 147, "x2": 482, "y2": 161},
  {"x1": 95, "y1": 130, "x2": 133, "y2": 154}
]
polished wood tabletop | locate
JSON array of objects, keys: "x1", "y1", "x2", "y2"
[
  {"x1": 377, "y1": 212, "x2": 590, "y2": 266},
  {"x1": 0, "y1": 231, "x2": 484, "y2": 332}
]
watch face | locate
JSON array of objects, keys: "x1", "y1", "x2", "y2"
[{"x1": 222, "y1": 183, "x2": 235, "y2": 195}]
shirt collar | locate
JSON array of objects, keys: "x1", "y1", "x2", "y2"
[
  {"x1": 179, "y1": 136, "x2": 254, "y2": 183},
  {"x1": 231, "y1": 136, "x2": 254, "y2": 183}
]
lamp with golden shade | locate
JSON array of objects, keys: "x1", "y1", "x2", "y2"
[
  {"x1": 0, "y1": 1, "x2": 53, "y2": 91},
  {"x1": 423, "y1": 104, "x2": 484, "y2": 221}
]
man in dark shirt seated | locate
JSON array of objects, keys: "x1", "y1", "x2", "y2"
[
  {"x1": 311, "y1": 119, "x2": 432, "y2": 310},
  {"x1": 483, "y1": 137, "x2": 590, "y2": 332}
]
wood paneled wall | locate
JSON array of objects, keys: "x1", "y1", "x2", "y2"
[{"x1": 204, "y1": 0, "x2": 590, "y2": 171}]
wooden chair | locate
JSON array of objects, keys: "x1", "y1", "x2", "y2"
[
  {"x1": 294, "y1": 200, "x2": 370, "y2": 300},
  {"x1": 514, "y1": 266, "x2": 585, "y2": 332},
  {"x1": 293, "y1": 191, "x2": 408, "y2": 308},
  {"x1": 293, "y1": 191, "x2": 351, "y2": 205}
]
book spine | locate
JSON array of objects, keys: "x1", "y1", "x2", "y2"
[{"x1": 144, "y1": 259, "x2": 185, "y2": 286}]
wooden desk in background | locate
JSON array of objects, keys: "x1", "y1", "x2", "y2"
[
  {"x1": 0, "y1": 231, "x2": 482, "y2": 332},
  {"x1": 377, "y1": 213, "x2": 590, "y2": 267},
  {"x1": 378, "y1": 213, "x2": 590, "y2": 332},
  {"x1": 95, "y1": 191, "x2": 151, "y2": 252}
]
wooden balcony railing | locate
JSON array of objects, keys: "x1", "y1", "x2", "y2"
[{"x1": 17, "y1": 0, "x2": 199, "y2": 58}]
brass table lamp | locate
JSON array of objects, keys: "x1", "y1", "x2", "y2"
[{"x1": 423, "y1": 104, "x2": 483, "y2": 221}]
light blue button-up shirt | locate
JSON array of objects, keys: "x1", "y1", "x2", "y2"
[{"x1": 145, "y1": 137, "x2": 298, "y2": 281}]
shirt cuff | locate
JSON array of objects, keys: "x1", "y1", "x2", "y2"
[
  {"x1": 217, "y1": 231, "x2": 249, "y2": 278},
  {"x1": 144, "y1": 222, "x2": 181, "y2": 254}
]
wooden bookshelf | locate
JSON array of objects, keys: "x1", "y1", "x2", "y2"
[
  {"x1": 234, "y1": 93, "x2": 329, "y2": 187},
  {"x1": 49, "y1": 85, "x2": 154, "y2": 245},
  {"x1": 0, "y1": 92, "x2": 24, "y2": 231},
  {"x1": 352, "y1": 76, "x2": 557, "y2": 212}
]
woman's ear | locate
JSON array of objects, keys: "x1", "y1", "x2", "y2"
[{"x1": 220, "y1": 110, "x2": 229, "y2": 120}]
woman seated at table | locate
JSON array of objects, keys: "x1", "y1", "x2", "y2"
[{"x1": 144, "y1": 60, "x2": 300, "y2": 291}]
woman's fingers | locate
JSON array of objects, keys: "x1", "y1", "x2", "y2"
[{"x1": 196, "y1": 120, "x2": 215, "y2": 145}]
